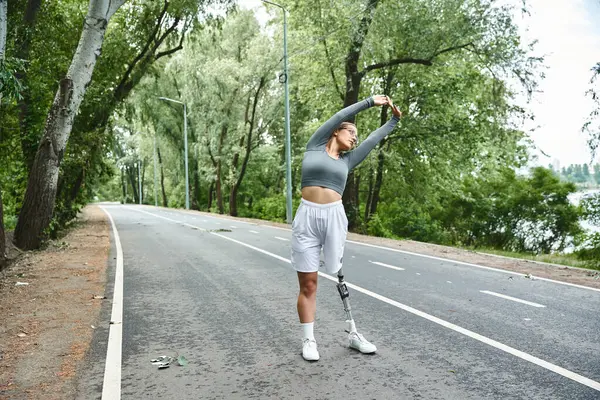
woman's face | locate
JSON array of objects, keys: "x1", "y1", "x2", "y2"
[{"x1": 336, "y1": 126, "x2": 358, "y2": 151}]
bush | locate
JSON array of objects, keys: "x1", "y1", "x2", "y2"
[{"x1": 575, "y1": 232, "x2": 600, "y2": 269}]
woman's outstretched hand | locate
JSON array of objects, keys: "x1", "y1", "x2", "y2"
[
  {"x1": 386, "y1": 97, "x2": 403, "y2": 118},
  {"x1": 372, "y1": 95, "x2": 389, "y2": 106}
]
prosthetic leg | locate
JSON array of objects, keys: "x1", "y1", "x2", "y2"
[{"x1": 336, "y1": 268, "x2": 377, "y2": 353}]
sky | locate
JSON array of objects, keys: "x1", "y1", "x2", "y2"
[{"x1": 237, "y1": 0, "x2": 600, "y2": 169}]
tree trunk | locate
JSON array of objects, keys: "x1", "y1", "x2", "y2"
[
  {"x1": 0, "y1": 188, "x2": 6, "y2": 270},
  {"x1": 341, "y1": 0, "x2": 380, "y2": 230},
  {"x1": 215, "y1": 161, "x2": 224, "y2": 214},
  {"x1": 365, "y1": 172, "x2": 374, "y2": 222},
  {"x1": 121, "y1": 169, "x2": 126, "y2": 202},
  {"x1": 369, "y1": 143, "x2": 386, "y2": 218},
  {"x1": 367, "y1": 71, "x2": 394, "y2": 221},
  {"x1": 157, "y1": 147, "x2": 168, "y2": 207},
  {"x1": 0, "y1": 0, "x2": 7, "y2": 260},
  {"x1": 14, "y1": 0, "x2": 126, "y2": 250},
  {"x1": 0, "y1": 0, "x2": 6, "y2": 60},
  {"x1": 140, "y1": 159, "x2": 145, "y2": 203},
  {"x1": 127, "y1": 167, "x2": 138, "y2": 204},
  {"x1": 207, "y1": 181, "x2": 214, "y2": 210},
  {"x1": 229, "y1": 77, "x2": 265, "y2": 217}
]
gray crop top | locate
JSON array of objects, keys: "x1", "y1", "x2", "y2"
[{"x1": 300, "y1": 97, "x2": 400, "y2": 195}]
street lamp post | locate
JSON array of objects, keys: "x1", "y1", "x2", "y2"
[
  {"x1": 138, "y1": 160, "x2": 142, "y2": 205},
  {"x1": 262, "y1": 0, "x2": 293, "y2": 224},
  {"x1": 158, "y1": 96, "x2": 190, "y2": 210},
  {"x1": 153, "y1": 131, "x2": 158, "y2": 207}
]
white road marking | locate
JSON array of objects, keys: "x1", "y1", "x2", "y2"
[
  {"x1": 480, "y1": 290, "x2": 546, "y2": 308},
  {"x1": 275, "y1": 236, "x2": 289, "y2": 241},
  {"x1": 250, "y1": 230, "x2": 259, "y2": 234},
  {"x1": 130, "y1": 207, "x2": 600, "y2": 393},
  {"x1": 140, "y1": 206, "x2": 600, "y2": 294},
  {"x1": 99, "y1": 207, "x2": 124, "y2": 400},
  {"x1": 343, "y1": 239, "x2": 600, "y2": 294},
  {"x1": 135, "y1": 205, "x2": 600, "y2": 295},
  {"x1": 416, "y1": 273, "x2": 421, "y2": 276},
  {"x1": 368, "y1": 260, "x2": 405, "y2": 271},
  {"x1": 230, "y1": 225, "x2": 237, "y2": 229},
  {"x1": 524, "y1": 318, "x2": 532, "y2": 321},
  {"x1": 447, "y1": 281, "x2": 452, "y2": 284}
]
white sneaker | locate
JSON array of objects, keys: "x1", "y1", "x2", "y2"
[
  {"x1": 302, "y1": 338, "x2": 320, "y2": 361},
  {"x1": 348, "y1": 332, "x2": 377, "y2": 354}
]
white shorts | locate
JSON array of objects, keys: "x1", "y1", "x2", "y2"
[{"x1": 290, "y1": 198, "x2": 348, "y2": 274}]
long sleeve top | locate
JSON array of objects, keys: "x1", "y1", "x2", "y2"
[{"x1": 300, "y1": 97, "x2": 400, "y2": 195}]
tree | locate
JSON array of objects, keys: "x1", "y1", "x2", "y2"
[
  {"x1": 288, "y1": 0, "x2": 542, "y2": 229},
  {"x1": 0, "y1": 0, "x2": 7, "y2": 268},
  {"x1": 583, "y1": 63, "x2": 600, "y2": 157},
  {"x1": 14, "y1": 0, "x2": 127, "y2": 250}
]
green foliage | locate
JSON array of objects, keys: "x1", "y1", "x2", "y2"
[
  {"x1": 581, "y1": 193, "x2": 600, "y2": 225},
  {"x1": 575, "y1": 233, "x2": 600, "y2": 270},
  {"x1": 434, "y1": 167, "x2": 582, "y2": 254},
  {"x1": 0, "y1": 57, "x2": 26, "y2": 102}
]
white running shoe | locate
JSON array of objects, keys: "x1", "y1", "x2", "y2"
[
  {"x1": 348, "y1": 332, "x2": 377, "y2": 354},
  {"x1": 302, "y1": 338, "x2": 320, "y2": 361}
]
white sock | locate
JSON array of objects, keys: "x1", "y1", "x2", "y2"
[{"x1": 301, "y1": 322, "x2": 315, "y2": 340}]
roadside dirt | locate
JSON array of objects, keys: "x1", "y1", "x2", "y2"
[
  {"x1": 0, "y1": 206, "x2": 110, "y2": 400},
  {"x1": 0, "y1": 204, "x2": 598, "y2": 399}
]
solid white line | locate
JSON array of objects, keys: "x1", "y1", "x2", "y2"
[
  {"x1": 275, "y1": 236, "x2": 289, "y2": 241},
  {"x1": 130, "y1": 207, "x2": 600, "y2": 393},
  {"x1": 480, "y1": 290, "x2": 546, "y2": 308},
  {"x1": 99, "y1": 207, "x2": 123, "y2": 400},
  {"x1": 250, "y1": 230, "x2": 259, "y2": 234},
  {"x1": 369, "y1": 260, "x2": 405, "y2": 271}
]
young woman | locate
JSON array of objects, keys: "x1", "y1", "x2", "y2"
[{"x1": 291, "y1": 94, "x2": 402, "y2": 361}]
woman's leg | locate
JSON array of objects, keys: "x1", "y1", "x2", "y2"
[
  {"x1": 297, "y1": 271, "x2": 320, "y2": 360},
  {"x1": 297, "y1": 271, "x2": 318, "y2": 323}
]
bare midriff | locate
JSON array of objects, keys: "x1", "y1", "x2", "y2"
[{"x1": 301, "y1": 186, "x2": 342, "y2": 204}]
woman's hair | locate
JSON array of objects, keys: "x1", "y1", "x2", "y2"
[{"x1": 334, "y1": 122, "x2": 357, "y2": 136}]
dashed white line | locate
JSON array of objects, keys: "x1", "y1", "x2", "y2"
[
  {"x1": 130, "y1": 208, "x2": 600, "y2": 393},
  {"x1": 275, "y1": 236, "x2": 289, "y2": 241},
  {"x1": 480, "y1": 290, "x2": 546, "y2": 308},
  {"x1": 447, "y1": 281, "x2": 452, "y2": 284},
  {"x1": 230, "y1": 225, "x2": 237, "y2": 229},
  {"x1": 416, "y1": 273, "x2": 421, "y2": 276},
  {"x1": 344, "y1": 239, "x2": 600, "y2": 294},
  {"x1": 99, "y1": 207, "x2": 124, "y2": 400},
  {"x1": 368, "y1": 260, "x2": 405, "y2": 271},
  {"x1": 250, "y1": 230, "x2": 259, "y2": 234}
]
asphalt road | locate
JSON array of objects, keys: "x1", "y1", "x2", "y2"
[{"x1": 75, "y1": 204, "x2": 600, "y2": 400}]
